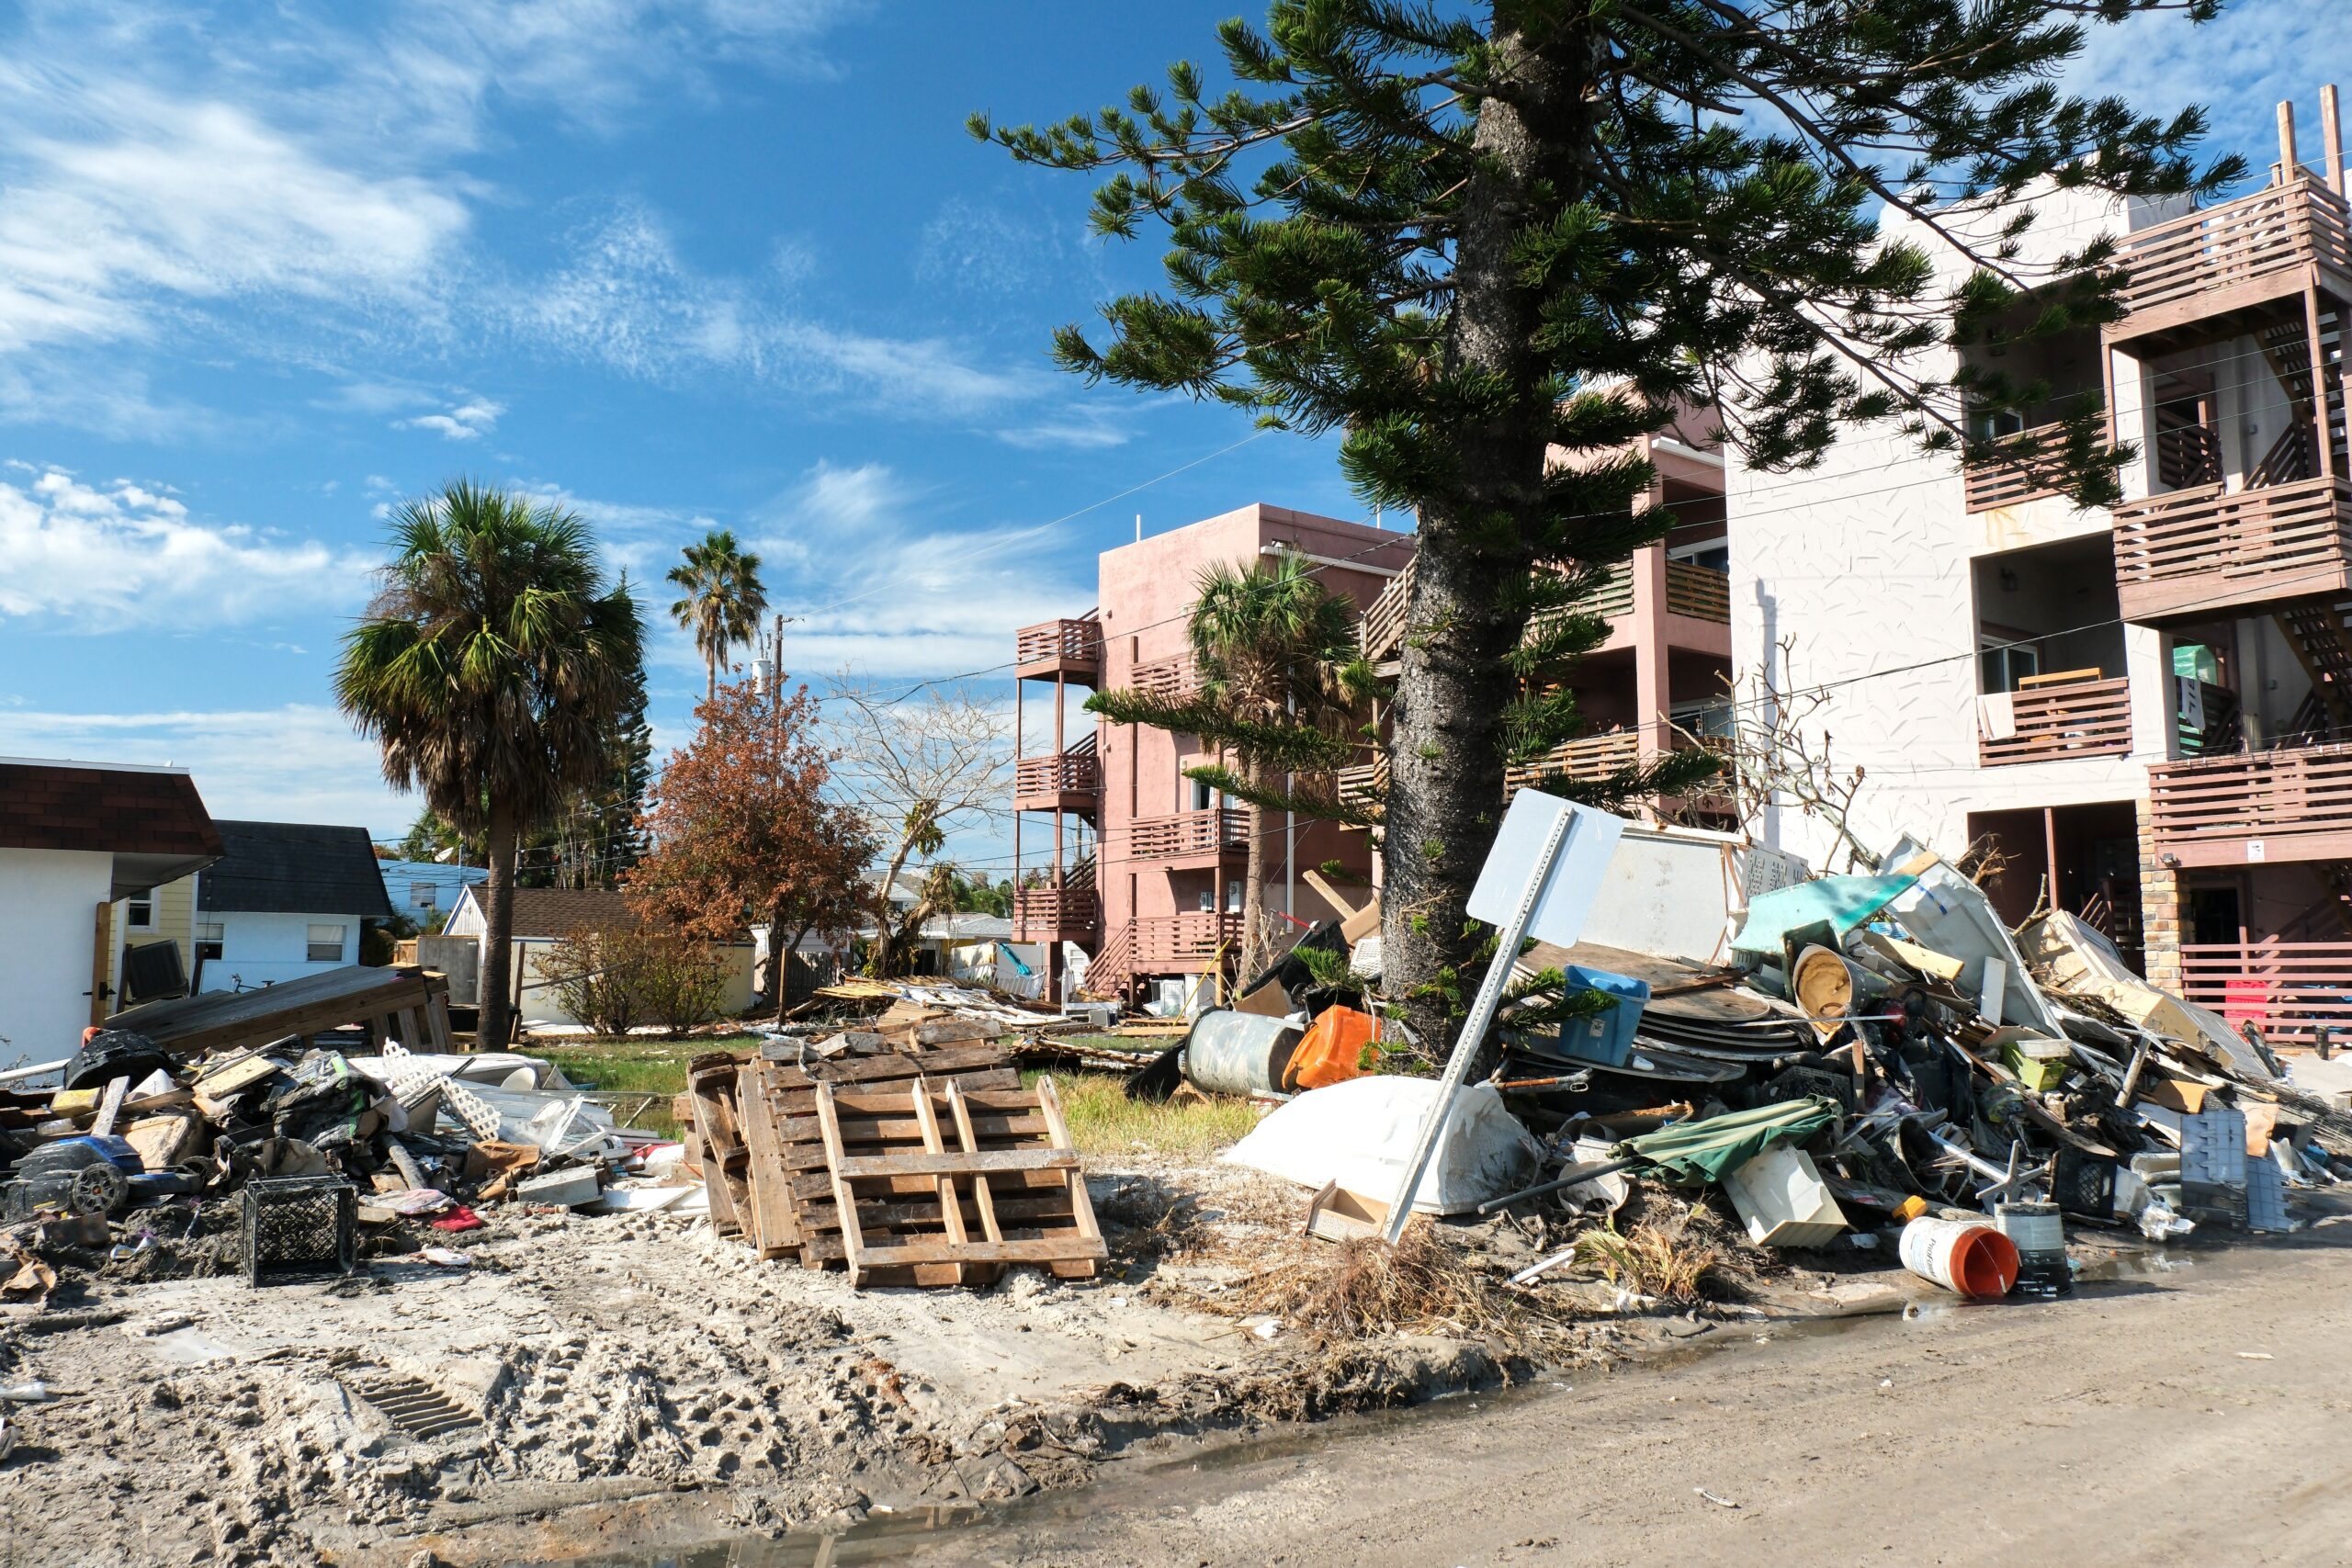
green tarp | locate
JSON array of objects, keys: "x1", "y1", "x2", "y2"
[
  {"x1": 1616, "y1": 1095, "x2": 1840, "y2": 1186},
  {"x1": 1731, "y1": 874, "x2": 1917, "y2": 956}
]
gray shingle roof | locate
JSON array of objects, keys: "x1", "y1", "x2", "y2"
[{"x1": 198, "y1": 820, "x2": 396, "y2": 919}]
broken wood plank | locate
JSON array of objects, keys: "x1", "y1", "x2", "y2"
[
  {"x1": 813, "y1": 1083, "x2": 870, "y2": 1286},
  {"x1": 1033, "y1": 1075, "x2": 1103, "y2": 1280}
]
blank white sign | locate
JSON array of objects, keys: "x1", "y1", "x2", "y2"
[{"x1": 1464, "y1": 789, "x2": 1629, "y2": 949}]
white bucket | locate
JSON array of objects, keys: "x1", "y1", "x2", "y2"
[{"x1": 1898, "y1": 1214, "x2": 2019, "y2": 1298}]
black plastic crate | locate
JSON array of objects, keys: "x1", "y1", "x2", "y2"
[{"x1": 242, "y1": 1176, "x2": 356, "y2": 1286}]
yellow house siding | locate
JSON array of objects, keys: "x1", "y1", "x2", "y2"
[{"x1": 108, "y1": 872, "x2": 198, "y2": 1003}]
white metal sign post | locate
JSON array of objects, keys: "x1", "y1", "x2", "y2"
[{"x1": 1379, "y1": 791, "x2": 1625, "y2": 1245}]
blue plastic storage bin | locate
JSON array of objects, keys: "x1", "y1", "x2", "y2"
[{"x1": 1545, "y1": 964, "x2": 1650, "y2": 1066}]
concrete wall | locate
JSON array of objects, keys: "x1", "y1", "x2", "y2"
[
  {"x1": 0, "y1": 848, "x2": 113, "y2": 1069},
  {"x1": 198, "y1": 910, "x2": 357, "y2": 992},
  {"x1": 1089, "y1": 503, "x2": 1411, "y2": 965},
  {"x1": 1724, "y1": 183, "x2": 2180, "y2": 873}
]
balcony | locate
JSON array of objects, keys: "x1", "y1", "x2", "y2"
[
  {"x1": 1012, "y1": 736, "x2": 1100, "y2": 817},
  {"x1": 2147, "y1": 739, "x2": 2352, "y2": 866},
  {"x1": 1977, "y1": 672, "x2": 2133, "y2": 767},
  {"x1": 1015, "y1": 614, "x2": 1102, "y2": 684},
  {"x1": 1012, "y1": 884, "x2": 1102, "y2": 945},
  {"x1": 1963, "y1": 423, "x2": 2073, "y2": 514},
  {"x1": 2113, "y1": 476, "x2": 2352, "y2": 621},
  {"x1": 1361, "y1": 555, "x2": 1416, "y2": 669},
  {"x1": 2178, "y1": 941, "x2": 2352, "y2": 1050},
  {"x1": 1128, "y1": 807, "x2": 1248, "y2": 868},
  {"x1": 2108, "y1": 177, "x2": 2352, "y2": 342},
  {"x1": 1130, "y1": 911, "x2": 1246, "y2": 973},
  {"x1": 1130, "y1": 651, "x2": 1198, "y2": 704}
]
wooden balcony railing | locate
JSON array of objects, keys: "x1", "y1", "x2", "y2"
[
  {"x1": 1977, "y1": 673, "x2": 2133, "y2": 767},
  {"x1": 2148, "y1": 739, "x2": 2352, "y2": 865},
  {"x1": 1131, "y1": 652, "x2": 1198, "y2": 703},
  {"x1": 1130, "y1": 912, "x2": 1246, "y2": 971},
  {"x1": 1128, "y1": 807, "x2": 1248, "y2": 863},
  {"x1": 2110, "y1": 177, "x2": 2352, "y2": 322},
  {"x1": 2178, "y1": 941, "x2": 2352, "y2": 1049},
  {"x1": 1360, "y1": 554, "x2": 1416, "y2": 665},
  {"x1": 1015, "y1": 614, "x2": 1102, "y2": 679},
  {"x1": 1012, "y1": 885, "x2": 1102, "y2": 942},
  {"x1": 1013, "y1": 747, "x2": 1102, "y2": 804},
  {"x1": 1963, "y1": 423, "x2": 2071, "y2": 514},
  {"x1": 2112, "y1": 475, "x2": 2352, "y2": 620},
  {"x1": 1665, "y1": 559, "x2": 1730, "y2": 621},
  {"x1": 1503, "y1": 728, "x2": 1641, "y2": 793}
]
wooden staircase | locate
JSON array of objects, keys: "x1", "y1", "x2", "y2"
[
  {"x1": 2254, "y1": 305, "x2": 2347, "y2": 481},
  {"x1": 1080, "y1": 920, "x2": 1134, "y2": 1000},
  {"x1": 2274, "y1": 597, "x2": 2352, "y2": 736}
]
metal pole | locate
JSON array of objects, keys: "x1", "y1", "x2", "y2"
[{"x1": 1380, "y1": 803, "x2": 1577, "y2": 1244}]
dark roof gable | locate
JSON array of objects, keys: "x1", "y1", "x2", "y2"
[
  {"x1": 198, "y1": 820, "x2": 396, "y2": 919},
  {"x1": 0, "y1": 761, "x2": 222, "y2": 859}
]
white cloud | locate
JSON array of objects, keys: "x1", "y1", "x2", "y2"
[
  {"x1": 914, "y1": 198, "x2": 1055, "y2": 297},
  {"x1": 0, "y1": 72, "x2": 469, "y2": 355},
  {"x1": 996, "y1": 412, "x2": 1134, "y2": 451},
  {"x1": 2066, "y1": 6, "x2": 2341, "y2": 186},
  {"x1": 0, "y1": 467, "x2": 367, "y2": 629},
  {"x1": 510, "y1": 208, "x2": 1040, "y2": 412},
  {"x1": 400, "y1": 398, "x2": 505, "y2": 441},
  {"x1": 0, "y1": 703, "x2": 413, "y2": 837}
]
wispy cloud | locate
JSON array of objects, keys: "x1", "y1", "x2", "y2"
[
  {"x1": 399, "y1": 398, "x2": 504, "y2": 441},
  {"x1": 509, "y1": 207, "x2": 1040, "y2": 412},
  {"x1": 2066, "y1": 4, "x2": 2340, "y2": 188},
  {"x1": 0, "y1": 465, "x2": 367, "y2": 629}
]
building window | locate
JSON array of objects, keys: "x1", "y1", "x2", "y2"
[
  {"x1": 197, "y1": 921, "x2": 224, "y2": 961},
  {"x1": 124, "y1": 897, "x2": 154, "y2": 931},
  {"x1": 306, "y1": 923, "x2": 347, "y2": 963},
  {"x1": 411, "y1": 882, "x2": 439, "y2": 909}
]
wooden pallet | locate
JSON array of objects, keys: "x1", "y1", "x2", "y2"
[
  {"x1": 813, "y1": 1076, "x2": 1104, "y2": 1289},
  {"x1": 686, "y1": 1052, "x2": 751, "y2": 1239}
]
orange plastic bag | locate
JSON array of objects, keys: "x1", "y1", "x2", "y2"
[{"x1": 1284, "y1": 1005, "x2": 1378, "y2": 1091}]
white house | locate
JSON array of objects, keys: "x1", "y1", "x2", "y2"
[
  {"x1": 0, "y1": 757, "x2": 222, "y2": 1070},
  {"x1": 444, "y1": 885, "x2": 757, "y2": 1028},
  {"x1": 176, "y1": 820, "x2": 397, "y2": 992}
]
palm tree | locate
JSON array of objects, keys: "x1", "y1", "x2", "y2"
[
  {"x1": 667, "y1": 528, "x2": 768, "y2": 704},
  {"x1": 1090, "y1": 553, "x2": 1363, "y2": 980},
  {"x1": 336, "y1": 480, "x2": 644, "y2": 1051}
]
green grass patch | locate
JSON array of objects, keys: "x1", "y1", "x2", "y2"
[
  {"x1": 1023, "y1": 1068, "x2": 1262, "y2": 1158},
  {"x1": 535, "y1": 1034, "x2": 762, "y2": 1144}
]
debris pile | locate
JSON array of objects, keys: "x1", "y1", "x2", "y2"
[
  {"x1": 0, "y1": 965, "x2": 675, "y2": 1305},
  {"x1": 1171, "y1": 797, "x2": 2352, "y2": 1306}
]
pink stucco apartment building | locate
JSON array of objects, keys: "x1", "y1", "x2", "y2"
[{"x1": 1013, "y1": 457, "x2": 1732, "y2": 1003}]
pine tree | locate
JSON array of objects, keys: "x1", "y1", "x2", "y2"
[{"x1": 978, "y1": 0, "x2": 2238, "y2": 1053}]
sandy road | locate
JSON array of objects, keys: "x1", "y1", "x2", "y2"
[{"x1": 900, "y1": 1224, "x2": 2352, "y2": 1568}]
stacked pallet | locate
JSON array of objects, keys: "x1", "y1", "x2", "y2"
[{"x1": 694, "y1": 1039, "x2": 1104, "y2": 1289}]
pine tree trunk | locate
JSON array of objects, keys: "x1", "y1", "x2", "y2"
[
  {"x1": 1382, "y1": 17, "x2": 1584, "y2": 1066},
  {"x1": 1240, "y1": 759, "x2": 1271, "y2": 983},
  {"x1": 478, "y1": 799, "x2": 520, "y2": 1050}
]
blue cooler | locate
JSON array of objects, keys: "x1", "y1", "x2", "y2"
[{"x1": 1548, "y1": 965, "x2": 1650, "y2": 1066}]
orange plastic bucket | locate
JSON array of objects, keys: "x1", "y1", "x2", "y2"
[{"x1": 1898, "y1": 1215, "x2": 2021, "y2": 1298}]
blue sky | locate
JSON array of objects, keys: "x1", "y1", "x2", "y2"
[{"x1": 0, "y1": 0, "x2": 2335, "y2": 863}]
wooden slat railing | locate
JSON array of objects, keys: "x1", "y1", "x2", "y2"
[
  {"x1": 2112, "y1": 475, "x2": 2352, "y2": 599},
  {"x1": 1015, "y1": 614, "x2": 1102, "y2": 671},
  {"x1": 1963, "y1": 422, "x2": 2071, "y2": 513},
  {"x1": 1127, "y1": 807, "x2": 1248, "y2": 863},
  {"x1": 1665, "y1": 559, "x2": 1730, "y2": 622},
  {"x1": 1131, "y1": 912, "x2": 1246, "y2": 970},
  {"x1": 1977, "y1": 674, "x2": 2133, "y2": 766},
  {"x1": 2111, "y1": 178, "x2": 2352, "y2": 318},
  {"x1": 1360, "y1": 554, "x2": 1416, "y2": 664},
  {"x1": 1131, "y1": 652, "x2": 1197, "y2": 703},
  {"x1": 2178, "y1": 940, "x2": 2352, "y2": 1049},
  {"x1": 1013, "y1": 746, "x2": 1102, "y2": 801},
  {"x1": 1012, "y1": 885, "x2": 1102, "y2": 942},
  {"x1": 1080, "y1": 920, "x2": 1134, "y2": 998},
  {"x1": 1503, "y1": 728, "x2": 1642, "y2": 793},
  {"x1": 2148, "y1": 739, "x2": 2352, "y2": 855}
]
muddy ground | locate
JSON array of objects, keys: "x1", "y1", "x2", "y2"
[{"x1": 0, "y1": 1152, "x2": 2200, "y2": 1568}]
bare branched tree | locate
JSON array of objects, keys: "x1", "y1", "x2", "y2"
[
  {"x1": 826, "y1": 680, "x2": 1012, "y2": 976},
  {"x1": 1683, "y1": 637, "x2": 1877, "y2": 874}
]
